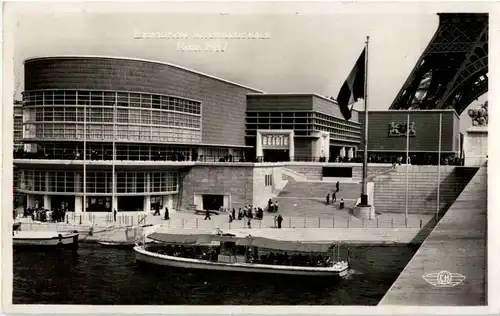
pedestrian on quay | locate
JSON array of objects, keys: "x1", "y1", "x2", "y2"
[
  {"x1": 326, "y1": 193, "x2": 330, "y2": 205},
  {"x1": 153, "y1": 204, "x2": 161, "y2": 216},
  {"x1": 247, "y1": 217, "x2": 252, "y2": 229},
  {"x1": 332, "y1": 191, "x2": 337, "y2": 203},
  {"x1": 232, "y1": 208, "x2": 236, "y2": 220},
  {"x1": 274, "y1": 201, "x2": 279, "y2": 212},
  {"x1": 204, "y1": 209, "x2": 211, "y2": 220},
  {"x1": 339, "y1": 198, "x2": 344, "y2": 210},
  {"x1": 113, "y1": 209, "x2": 117, "y2": 222},
  {"x1": 164, "y1": 207, "x2": 170, "y2": 220},
  {"x1": 277, "y1": 214, "x2": 283, "y2": 229},
  {"x1": 336, "y1": 181, "x2": 340, "y2": 192}
]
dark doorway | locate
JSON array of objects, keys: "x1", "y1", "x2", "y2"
[
  {"x1": 118, "y1": 196, "x2": 144, "y2": 212},
  {"x1": 263, "y1": 149, "x2": 289, "y2": 162},
  {"x1": 51, "y1": 195, "x2": 75, "y2": 212},
  {"x1": 202, "y1": 194, "x2": 223, "y2": 211}
]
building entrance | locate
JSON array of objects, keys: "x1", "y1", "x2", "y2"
[
  {"x1": 118, "y1": 196, "x2": 143, "y2": 212},
  {"x1": 51, "y1": 195, "x2": 75, "y2": 212},
  {"x1": 202, "y1": 194, "x2": 223, "y2": 211},
  {"x1": 263, "y1": 149, "x2": 290, "y2": 162}
]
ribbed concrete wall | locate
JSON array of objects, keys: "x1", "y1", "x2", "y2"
[
  {"x1": 283, "y1": 164, "x2": 322, "y2": 180},
  {"x1": 25, "y1": 57, "x2": 260, "y2": 146},
  {"x1": 373, "y1": 166, "x2": 477, "y2": 214},
  {"x1": 379, "y1": 166, "x2": 486, "y2": 305}
]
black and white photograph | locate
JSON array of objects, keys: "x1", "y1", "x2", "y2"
[{"x1": 1, "y1": 1, "x2": 497, "y2": 314}]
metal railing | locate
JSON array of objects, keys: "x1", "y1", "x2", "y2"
[{"x1": 159, "y1": 214, "x2": 432, "y2": 230}]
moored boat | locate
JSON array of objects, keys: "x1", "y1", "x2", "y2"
[
  {"x1": 134, "y1": 230, "x2": 349, "y2": 277},
  {"x1": 13, "y1": 231, "x2": 79, "y2": 249}
]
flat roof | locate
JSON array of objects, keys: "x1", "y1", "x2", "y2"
[
  {"x1": 246, "y1": 93, "x2": 360, "y2": 113},
  {"x1": 358, "y1": 109, "x2": 460, "y2": 118},
  {"x1": 24, "y1": 55, "x2": 265, "y2": 93}
]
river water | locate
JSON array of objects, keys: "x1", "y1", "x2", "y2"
[{"x1": 13, "y1": 244, "x2": 418, "y2": 305}]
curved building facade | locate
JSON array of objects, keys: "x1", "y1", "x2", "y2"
[{"x1": 15, "y1": 56, "x2": 261, "y2": 213}]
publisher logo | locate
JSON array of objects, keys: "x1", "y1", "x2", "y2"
[{"x1": 423, "y1": 270, "x2": 466, "y2": 287}]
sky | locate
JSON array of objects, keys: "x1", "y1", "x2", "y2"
[{"x1": 10, "y1": 7, "x2": 487, "y2": 131}]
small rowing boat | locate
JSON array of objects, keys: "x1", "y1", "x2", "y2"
[{"x1": 13, "y1": 231, "x2": 79, "y2": 249}]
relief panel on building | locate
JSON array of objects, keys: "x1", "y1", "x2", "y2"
[{"x1": 388, "y1": 122, "x2": 416, "y2": 137}]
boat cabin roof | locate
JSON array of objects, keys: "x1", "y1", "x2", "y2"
[{"x1": 147, "y1": 232, "x2": 334, "y2": 253}]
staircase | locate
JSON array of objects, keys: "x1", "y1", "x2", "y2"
[
  {"x1": 373, "y1": 166, "x2": 478, "y2": 214},
  {"x1": 278, "y1": 181, "x2": 361, "y2": 199}
]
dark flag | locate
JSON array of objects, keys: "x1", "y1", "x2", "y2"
[{"x1": 336, "y1": 48, "x2": 366, "y2": 120}]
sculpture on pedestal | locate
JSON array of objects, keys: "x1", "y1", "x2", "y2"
[{"x1": 468, "y1": 101, "x2": 488, "y2": 126}]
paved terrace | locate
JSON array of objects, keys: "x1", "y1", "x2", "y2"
[{"x1": 379, "y1": 165, "x2": 487, "y2": 306}]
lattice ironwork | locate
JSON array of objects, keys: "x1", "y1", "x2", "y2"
[{"x1": 390, "y1": 13, "x2": 488, "y2": 114}]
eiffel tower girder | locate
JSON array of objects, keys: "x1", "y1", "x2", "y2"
[{"x1": 390, "y1": 13, "x2": 488, "y2": 114}]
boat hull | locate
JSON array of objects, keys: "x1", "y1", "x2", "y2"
[
  {"x1": 135, "y1": 246, "x2": 348, "y2": 277},
  {"x1": 98, "y1": 241, "x2": 134, "y2": 249},
  {"x1": 13, "y1": 232, "x2": 79, "y2": 249}
]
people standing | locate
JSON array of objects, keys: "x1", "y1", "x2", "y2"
[
  {"x1": 204, "y1": 209, "x2": 211, "y2": 220},
  {"x1": 332, "y1": 191, "x2": 337, "y2": 203},
  {"x1": 339, "y1": 198, "x2": 344, "y2": 210},
  {"x1": 153, "y1": 204, "x2": 160, "y2": 216},
  {"x1": 336, "y1": 181, "x2": 340, "y2": 192},
  {"x1": 247, "y1": 217, "x2": 252, "y2": 229},
  {"x1": 274, "y1": 201, "x2": 279, "y2": 213},
  {"x1": 113, "y1": 209, "x2": 117, "y2": 222},
  {"x1": 232, "y1": 208, "x2": 236, "y2": 220},
  {"x1": 164, "y1": 207, "x2": 170, "y2": 220},
  {"x1": 326, "y1": 193, "x2": 330, "y2": 205},
  {"x1": 277, "y1": 214, "x2": 283, "y2": 229}
]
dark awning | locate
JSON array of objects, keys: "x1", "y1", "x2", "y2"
[
  {"x1": 249, "y1": 237, "x2": 334, "y2": 253},
  {"x1": 148, "y1": 233, "x2": 208, "y2": 245},
  {"x1": 148, "y1": 233, "x2": 334, "y2": 253}
]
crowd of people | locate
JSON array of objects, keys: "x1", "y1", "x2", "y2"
[{"x1": 21, "y1": 206, "x2": 68, "y2": 223}]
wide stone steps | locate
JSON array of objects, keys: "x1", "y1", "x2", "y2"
[{"x1": 278, "y1": 182, "x2": 361, "y2": 200}]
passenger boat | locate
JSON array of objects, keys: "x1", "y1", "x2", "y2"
[
  {"x1": 13, "y1": 231, "x2": 79, "y2": 249},
  {"x1": 134, "y1": 229, "x2": 350, "y2": 276}
]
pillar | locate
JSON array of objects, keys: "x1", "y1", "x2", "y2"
[
  {"x1": 143, "y1": 195, "x2": 151, "y2": 213},
  {"x1": 289, "y1": 132, "x2": 295, "y2": 162},
  {"x1": 163, "y1": 194, "x2": 175, "y2": 213},
  {"x1": 340, "y1": 147, "x2": 346, "y2": 158},
  {"x1": 27, "y1": 194, "x2": 36, "y2": 208},
  {"x1": 347, "y1": 148, "x2": 354, "y2": 158},
  {"x1": 112, "y1": 196, "x2": 118, "y2": 213},
  {"x1": 75, "y1": 196, "x2": 83, "y2": 213},
  {"x1": 256, "y1": 132, "x2": 263, "y2": 159},
  {"x1": 43, "y1": 195, "x2": 51, "y2": 211}
]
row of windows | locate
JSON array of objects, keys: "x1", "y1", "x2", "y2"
[
  {"x1": 17, "y1": 143, "x2": 242, "y2": 162},
  {"x1": 25, "y1": 107, "x2": 201, "y2": 128},
  {"x1": 246, "y1": 111, "x2": 361, "y2": 130},
  {"x1": 24, "y1": 123, "x2": 202, "y2": 143},
  {"x1": 264, "y1": 174, "x2": 273, "y2": 187},
  {"x1": 23, "y1": 90, "x2": 201, "y2": 114},
  {"x1": 18, "y1": 170, "x2": 178, "y2": 194}
]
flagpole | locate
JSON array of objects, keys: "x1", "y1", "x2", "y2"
[
  {"x1": 361, "y1": 36, "x2": 370, "y2": 205},
  {"x1": 405, "y1": 113, "x2": 410, "y2": 227},
  {"x1": 112, "y1": 97, "x2": 117, "y2": 216},
  {"x1": 436, "y1": 113, "x2": 442, "y2": 224}
]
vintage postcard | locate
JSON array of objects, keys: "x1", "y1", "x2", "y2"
[{"x1": 1, "y1": 1, "x2": 498, "y2": 315}]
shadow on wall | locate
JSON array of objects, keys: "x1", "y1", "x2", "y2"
[{"x1": 425, "y1": 167, "x2": 479, "y2": 217}]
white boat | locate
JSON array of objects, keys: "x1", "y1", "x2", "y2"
[
  {"x1": 13, "y1": 231, "x2": 79, "y2": 249},
  {"x1": 134, "y1": 230, "x2": 349, "y2": 277}
]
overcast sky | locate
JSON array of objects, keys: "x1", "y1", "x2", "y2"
[{"x1": 11, "y1": 8, "x2": 486, "y2": 131}]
